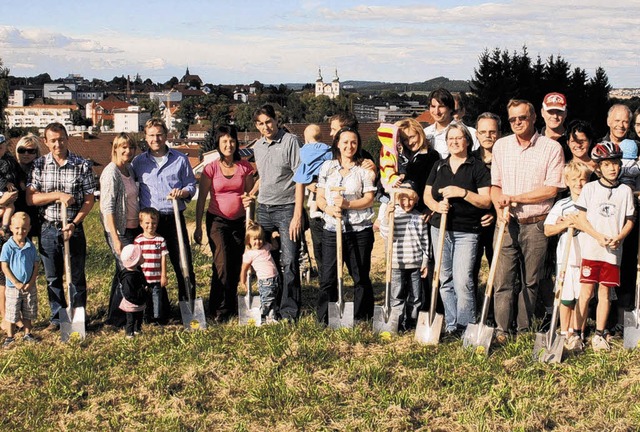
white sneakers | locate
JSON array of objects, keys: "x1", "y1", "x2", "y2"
[{"x1": 591, "y1": 334, "x2": 611, "y2": 352}]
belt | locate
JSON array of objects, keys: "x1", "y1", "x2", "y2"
[
  {"x1": 514, "y1": 214, "x2": 547, "y2": 225},
  {"x1": 42, "y1": 220, "x2": 83, "y2": 229}
]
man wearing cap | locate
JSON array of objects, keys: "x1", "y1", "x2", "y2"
[
  {"x1": 27, "y1": 122, "x2": 96, "y2": 331},
  {"x1": 540, "y1": 92, "x2": 570, "y2": 161},
  {"x1": 490, "y1": 99, "x2": 565, "y2": 342}
]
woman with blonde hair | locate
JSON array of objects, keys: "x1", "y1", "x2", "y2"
[{"x1": 100, "y1": 133, "x2": 141, "y2": 327}]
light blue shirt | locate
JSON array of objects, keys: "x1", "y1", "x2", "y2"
[
  {"x1": 0, "y1": 238, "x2": 39, "y2": 288},
  {"x1": 132, "y1": 147, "x2": 196, "y2": 214}
]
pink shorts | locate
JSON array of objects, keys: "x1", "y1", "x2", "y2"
[{"x1": 579, "y1": 259, "x2": 620, "y2": 287}]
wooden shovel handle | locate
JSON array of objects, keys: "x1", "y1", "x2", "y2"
[{"x1": 484, "y1": 206, "x2": 510, "y2": 299}]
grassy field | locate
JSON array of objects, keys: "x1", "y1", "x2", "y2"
[{"x1": 0, "y1": 206, "x2": 639, "y2": 431}]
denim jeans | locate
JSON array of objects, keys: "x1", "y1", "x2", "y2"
[
  {"x1": 391, "y1": 268, "x2": 422, "y2": 329},
  {"x1": 431, "y1": 226, "x2": 479, "y2": 332},
  {"x1": 258, "y1": 276, "x2": 279, "y2": 316},
  {"x1": 317, "y1": 228, "x2": 374, "y2": 324},
  {"x1": 493, "y1": 219, "x2": 548, "y2": 333},
  {"x1": 40, "y1": 222, "x2": 88, "y2": 325},
  {"x1": 206, "y1": 212, "x2": 245, "y2": 320},
  {"x1": 257, "y1": 203, "x2": 301, "y2": 321},
  {"x1": 104, "y1": 227, "x2": 139, "y2": 327}
]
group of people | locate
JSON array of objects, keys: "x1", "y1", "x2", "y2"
[{"x1": 1, "y1": 89, "x2": 639, "y2": 353}]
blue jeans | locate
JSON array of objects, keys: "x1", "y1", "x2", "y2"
[
  {"x1": 257, "y1": 203, "x2": 301, "y2": 321},
  {"x1": 391, "y1": 268, "x2": 422, "y2": 329},
  {"x1": 104, "y1": 227, "x2": 139, "y2": 327},
  {"x1": 258, "y1": 276, "x2": 279, "y2": 316},
  {"x1": 40, "y1": 222, "x2": 88, "y2": 325},
  {"x1": 431, "y1": 226, "x2": 479, "y2": 332}
]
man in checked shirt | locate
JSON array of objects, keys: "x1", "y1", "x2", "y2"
[
  {"x1": 27, "y1": 122, "x2": 96, "y2": 331},
  {"x1": 490, "y1": 99, "x2": 565, "y2": 343}
]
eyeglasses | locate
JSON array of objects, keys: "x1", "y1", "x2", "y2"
[
  {"x1": 508, "y1": 115, "x2": 529, "y2": 124},
  {"x1": 17, "y1": 147, "x2": 38, "y2": 155}
]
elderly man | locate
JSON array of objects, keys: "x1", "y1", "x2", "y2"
[
  {"x1": 540, "y1": 92, "x2": 570, "y2": 161},
  {"x1": 490, "y1": 99, "x2": 565, "y2": 342},
  {"x1": 27, "y1": 123, "x2": 96, "y2": 330},
  {"x1": 132, "y1": 118, "x2": 197, "y2": 307}
]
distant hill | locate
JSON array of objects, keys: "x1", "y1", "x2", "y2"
[{"x1": 283, "y1": 76, "x2": 471, "y2": 94}]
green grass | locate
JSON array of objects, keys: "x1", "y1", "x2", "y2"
[{"x1": 1, "y1": 205, "x2": 639, "y2": 431}]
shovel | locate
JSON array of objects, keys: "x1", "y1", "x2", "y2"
[
  {"x1": 59, "y1": 202, "x2": 86, "y2": 342},
  {"x1": 415, "y1": 199, "x2": 448, "y2": 345},
  {"x1": 463, "y1": 207, "x2": 509, "y2": 354},
  {"x1": 533, "y1": 228, "x2": 573, "y2": 362},
  {"x1": 171, "y1": 197, "x2": 207, "y2": 330},
  {"x1": 373, "y1": 190, "x2": 402, "y2": 334},
  {"x1": 238, "y1": 202, "x2": 262, "y2": 326},
  {"x1": 624, "y1": 225, "x2": 640, "y2": 349},
  {"x1": 328, "y1": 187, "x2": 354, "y2": 329}
]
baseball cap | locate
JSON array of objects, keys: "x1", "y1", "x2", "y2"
[{"x1": 542, "y1": 93, "x2": 567, "y2": 112}]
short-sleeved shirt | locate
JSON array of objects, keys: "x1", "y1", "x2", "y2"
[
  {"x1": 28, "y1": 152, "x2": 97, "y2": 223},
  {"x1": 544, "y1": 197, "x2": 582, "y2": 267},
  {"x1": 253, "y1": 129, "x2": 302, "y2": 206},
  {"x1": 203, "y1": 159, "x2": 253, "y2": 220},
  {"x1": 243, "y1": 244, "x2": 278, "y2": 280},
  {"x1": 575, "y1": 180, "x2": 636, "y2": 265},
  {"x1": 491, "y1": 132, "x2": 565, "y2": 219},
  {"x1": 426, "y1": 155, "x2": 491, "y2": 233},
  {"x1": 0, "y1": 238, "x2": 38, "y2": 288},
  {"x1": 317, "y1": 159, "x2": 376, "y2": 233},
  {"x1": 134, "y1": 234, "x2": 168, "y2": 283}
]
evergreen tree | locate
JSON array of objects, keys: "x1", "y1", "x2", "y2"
[
  {"x1": 587, "y1": 67, "x2": 612, "y2": 137},
  {"x1": 0, "y1": 59, "x2": 8, "y2": 134}
]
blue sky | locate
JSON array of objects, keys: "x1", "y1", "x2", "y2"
[{"x1": 1, "y1": 0, "x2": 638, "y2": 87}]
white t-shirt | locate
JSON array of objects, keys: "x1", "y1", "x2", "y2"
[
  {"x1": 575, "y1": 180, "x2": 635, "y2": 265},
  {"x1": 544, "y1": 196, "x2": 581, "y2": 267},
  {"x1": 423, "y1": 121, "x2": 480, "y2": 159}
]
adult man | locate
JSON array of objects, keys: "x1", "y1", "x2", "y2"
[
  {"x1": 27, "y1": 123, "x2": 96, "y2": 330},
  {"x1": 251, "y1": 104, "x2": 304, "y2": 321},
  {"x1": 540, "y1": 92, "x2": 570, "y2": 161},
  {"x1": 491, "y1": 99, "x2": 564, "y2": 341},
  {"x1": 424, "y1": 88, "x2": 479, "y2": 159},
  {"x1": 603, "y1": 104, "x2": 632, "y2": 145},
  {"x1": 132, "y1": 118, "x2": 196, "y2": 305},
  {"x1": 471, "y1": 112, "x2": 501, "y2": 287}
]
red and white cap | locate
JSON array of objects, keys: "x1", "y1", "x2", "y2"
[{"x1": 542, "y1": 92, "x2": 567, "y2": 111}]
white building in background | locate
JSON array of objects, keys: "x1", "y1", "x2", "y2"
[
  {"x1": 315, "y1": 67, "x2": 340, "y2": 99},
  {"x1": 43, "y1": 83, "x2": 77, "y2": 100},
  {"x1": 113, "y1": 106, "x2": 151, "y2": 133},
  {"x1": 149, "y1": 90, "x2": 183, "y2": 104},
  {"x1": 5, "y1": 104, "x2": 76, "y2": 129}
]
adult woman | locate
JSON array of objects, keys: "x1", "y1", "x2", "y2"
[
  {"x1": 194, "y1": 125, "x2": 254, "y2": 323},
  {"x1": 395, "y1": 118, "x2": 440, "y2": 213},
  {"x1": 100, "y1": 133, "x2": 140, "y2": 327},
  {"x1": 566, "y1": 120, "x2": 597, "y2": 175},
  {"x1": 424, "y1": 123, "x2": 491, "y2": 335},
  {"x1": 14, "y1": 134, "x2": 42, "y2": 239},
  {"x1": 316, "y1": 127, "x2": 376, "y2": 323}
]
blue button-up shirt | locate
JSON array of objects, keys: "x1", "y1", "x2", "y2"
[{"x1": 131, "y1": 148, "x2": 196, "y2": 214}]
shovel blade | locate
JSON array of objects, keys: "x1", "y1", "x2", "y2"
[
  {"x1": 462, "y1": 322, "x2": 494, "y2": 355},
  {"x1": 60, "y1": 307, "x2": 86, "y2": 342},
  {"x1": 238, "y1": 294, "x2": 262, "y2": 326},
  {"x1": 328, "y1": 301, "x2": 354, "y2": 329},
  {"x1": 533, "y1": 331, "x2": 565, "y2": 363},
  {"x1": 623, "y1": 309, "x2": 640, "y2": 349},
  {"x1": 179, "y1": 297, "x2": 207, "y2": 330},
  {"x1": 372, "y1": 305, "x2": 401, "y2": 334},
  {"x1": 414, "y1": 311, "x2": 443, "y2": 345}
]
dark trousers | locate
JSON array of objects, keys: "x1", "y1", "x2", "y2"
[
  {"x1": 105, "y1": 227, "x2": 140, "y2": 327},
  {"x1": 125, "y1": 311, "x2": 143, "y2": 335},
  {"x1": 157, "y1": 212, "x2": 196, "y2": 302},
  {"x1": 40, "y1": 222, "x2": 88, "y2": 325},
  {"x1": 473, "y1": 222, "x2": 495, "y2": 288},
  {"x1": 317, "y1": 228, "x2": 374, "y2": 324},
  {"x1": 309, "y1": 216, "x2": 324, "y2": 280},
  {"x1": 206, "y1": 212, "x2": 245, "y2": 320}
]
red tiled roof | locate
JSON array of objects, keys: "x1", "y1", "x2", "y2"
[
  {"x1": 415, "y1": 110, "x2": 434, "y2": 125},
  {"x1": 97, "y1": 95, "x2": 130, "y2": 112}
]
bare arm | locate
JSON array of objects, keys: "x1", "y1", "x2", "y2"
[
  {"x1": 194, "y1": 174, "x2": 212, "y2": 244},
  {"x1": 160, "y1": 254, "x2": 168, "y2": 288},
  {"x1": 239, "y1": 262, "x2": 251, "y2": 286},
  {"x1": 511, "y1": 186, "x2": 559, "y2": 205},
  {"x1": 288, "y1": 183, "x2": 305, "y2": 242}
]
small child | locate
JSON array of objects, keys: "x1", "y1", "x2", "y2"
[
  {"x1": 0, "y1": 135, "x2": 18, "y2": 238},
  {"x1": 134, "y1": 208, "x2": 170, "y2": 324},
  {"x1": 575, "y1": 142, "x2": 636, "y2": 352},
  {"x1": 619, "y1": 138, "x2": 640, "y2": 190},
  {"x1": 544, "y1": 160, "x2": 591, "y2": 351},
  {"x1": 294, "y1": 124, "x2": 332, "y2": 216},
  {"x1": 118, "y1": 244, "x2": 148, "y2": 338},
  {"x1": 0, "y1": 212, "x2": 39, "y2": 348},
  {"x1": 378, "y1": 182, "x2": 430, "y2": 331},
  {"x1": 239, "y1": 222, "x2": 280, "y2": 324}
]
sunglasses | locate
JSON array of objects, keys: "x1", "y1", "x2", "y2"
[
  {"x1": 17, "y1": 147, "x2": 38, "y2": 155},
  {"x1": 508, "y1": 115, "x2": 529, "y2": 124}
]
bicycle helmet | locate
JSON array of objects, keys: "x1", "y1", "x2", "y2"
[{"x1": 591, "y1": 141, "x2": 622, "y2": 162}]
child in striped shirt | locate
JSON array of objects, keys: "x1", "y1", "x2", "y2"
[
  {"x1": 379, "y1": 182, "x2": 430, "y2": 331},
  {"x1": 134, "y1": 208, "x2": 169, "y2": 324}
]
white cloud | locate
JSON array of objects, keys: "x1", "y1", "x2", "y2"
[{"x1": 0, "y1": 25, "x2": 122, "y2": 53}]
